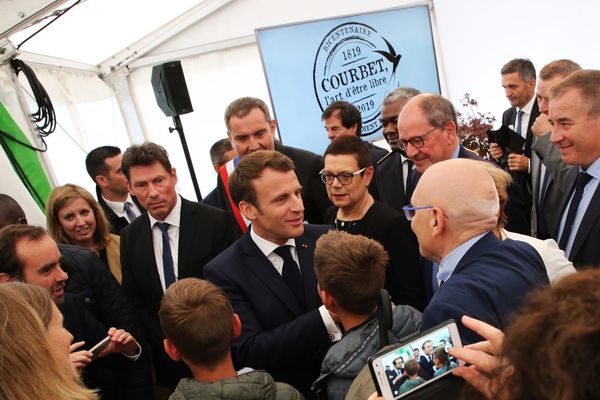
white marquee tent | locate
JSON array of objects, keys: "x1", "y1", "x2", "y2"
[{"x1": 1, "y1": 0, "x2": 598, "y2": 225}]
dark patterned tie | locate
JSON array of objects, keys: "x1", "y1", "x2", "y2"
[
  {"x1": 515, "y1": 110, "x2": 525, "y2": 136},
  {"x1": 273, "y1": 245, "x2": 305, "y2": 309},
  {"x1": 123, "y1": 202, "x2": 137, "y2": 223},
  {"x1": 558, "y1": 171, "x2": 592, "y2": 250},
  {"x1": 156, "y1": 222, "x2": 176, "y2": 288}
]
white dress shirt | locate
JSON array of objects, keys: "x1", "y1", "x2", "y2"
[
  {"x1": 250, "y1": 226, "x2": 341, "y2": 341},
  {"x1": 148, "y1": 195, "x2": 182, "y2": 292},
  {"x1": 102, "y1": 194, "x2": 141, "y2": 222}
]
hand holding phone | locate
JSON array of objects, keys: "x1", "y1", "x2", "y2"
[
  {"x1": 89, "y1": 336, "x2": 111, "y2": 360},
  {"x1": 369, "y1": 320, "x2": 464, "y2": 399}
]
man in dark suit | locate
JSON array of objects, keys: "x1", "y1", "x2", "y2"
[
  {"x1": 531, "y1": 60, "x2": 581, "y2": 239},
  {"x1": 408, "y1": 159, "x2": 548, "y2": 344},
  {"x1": 215, "y1": 97, "x2": 331, "y2": 231},
  {"x1": 547, "y1": 70, "x2": 600, "y2": 269},
  {"x1": 204, "y1": 150, "x2": 338, "y2": 398},
  {"x1": 321, "y1": 100, "x2": 388, "y2": 200},
  {"x1": 375, "y1": 87, "x2": 420, "y2": 211},
  {"x1": 120, "y1": 142, "x2": 238, "y2": 391},
  {"x1": 418, "y1": 340, "x2": 435, "y2": 378},
  {"x1": 85, "y1": 146, "x2": 144, "y2": 235},
  {"x1": 0, "y1": 224, "x2": 149, "y2": 399},
  {"x1": 489, "y1": 59, "x2": 540, "y2": 235}
]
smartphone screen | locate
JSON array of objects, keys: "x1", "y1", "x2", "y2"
[{"x1": 369, "y1": 320, "x2": 463, "y2": 399}]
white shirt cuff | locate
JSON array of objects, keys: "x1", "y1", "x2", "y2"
[
  {"x1": 319, "y1": 305, "x2": 342, "y2": 342},
  {"x1": 122, "y1": 342, "x2": 141, "y2": 361}
]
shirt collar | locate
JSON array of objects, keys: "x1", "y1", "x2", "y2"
[
  {"x1": 518, "y1": 95, "x2": 536, "y2": 115},
  {"x1": 102, "y1": 193, "x2": 136, "y2": 213},
  {"x1": 438, "y1": 232, "x2": 487, "y2": 283},
  {"x1": 148, "y1": 195, "x2": 182, "y2": 228},
  {"x1": 250, "y1": 225, "x2": 295, "y2": 258},
  {"x1": 450, "y1": 143, "x2": 460, "y2": 159},
  {"x1": 581, "y1": 156, "x2": 600, "y2": 180}
]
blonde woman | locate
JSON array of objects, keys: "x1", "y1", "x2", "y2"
[
  {"x1": 46, "y1": 184, "x2": 122, "y2": 283},
  {"x1": 0, "y1": 282, "x2": 98, "y2": 400}
]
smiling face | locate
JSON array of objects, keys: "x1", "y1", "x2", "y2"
[
  {"x1": 241, "y1": 168, "x2": 305, "y2": 244},
  {"x1": 502, "y1": 72, "x2": 535, "y2": 108},
  {"x1": 16, "y1": 235, "x2": 68, "y2": 304},
  {"x1": 323, "y1": 153, "x2": 372, "y2": 211},
  {"x1": 228, "y1": 107, "x2": 276, "y2": 157},
  {"x1": 398, "y1": 100, "x2": 455, "y2": 173},
  {"x1": 57, "y1": 197, "x2": 97, "y2": 248},
  {"x1": 549, "y1": 88, "x2": 600, "y2": 168},
  {"x1": 128, "y1": 161, "x2": 178, "y2": 221},
  {"x1": 380, "y1": 98, "x2": 409, "y2": 151}
]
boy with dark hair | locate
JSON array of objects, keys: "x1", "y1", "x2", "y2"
[
  {"x1": 159, "y1": 278, "x2": 303, "y2": 400},
  {"x1": 311, "y1": 231, "x2": 421, "y2": 400},
  {"x1": 399, "y1": 359, "x2": 425, "y2": 394}
]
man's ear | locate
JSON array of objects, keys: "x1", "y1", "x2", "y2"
[
  {"x1": 431, "y1": 207, "x2": 445, "y2": 237},
  {"x1": 0, "y1": 273, "x2": 14, "y2": 283},
  {"x1": 319, "y1": 286, "x2": 337, "y2": 311},
  {"x1": 238, "y1": 201, "x2": 257, "y2": 222},
  {"x1": 95, "y1": 175, "x2": 107, "y2": 188},
  {"x1": 171, "y1": 167, "x2": 178, "y2": 184},
  {"x1": 163, "y1": 339, "x2": 181, "y2": 361},
  {"x1": 232, "y1": 313, "x2": 242, "y2": 340}
]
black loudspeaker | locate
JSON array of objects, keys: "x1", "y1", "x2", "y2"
[{"x1": 151, "y1": 60, "x2": 193, "y2": 117}]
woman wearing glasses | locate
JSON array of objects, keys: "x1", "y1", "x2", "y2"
[
  {"x1": 320, "y1": 136, "x2": 425, "y2": 311},
  {"x1": 46, "y1": 184, "x2": 122, "y2": 283}
]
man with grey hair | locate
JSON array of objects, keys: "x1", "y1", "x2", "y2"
[
  {"x1": 408, "y1": 159, "x2": 548, "y2": 344},
  {"x1": 530, "y1": 60, "x2": 581, "y2": 239},
  {"x1": 547, "y1": 69, "x2": 600, "y2": 268},
  {"x1": 376, "y1": 87, "x2": 420, "y2": 210}
]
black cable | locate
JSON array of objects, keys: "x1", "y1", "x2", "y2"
[
  {"x1": 10, "y1": 59, "x2": 56, "y2": 137},
  {"x1": 16, "y1": 0, "x2": 84, "y2": 50}
]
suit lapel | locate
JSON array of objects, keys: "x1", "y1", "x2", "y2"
[
  {"x1": 570, "y1": 183, "x2": 600, "y2": 260},
  {"x1": 177, "y1": 198, "x2": 192, "y2": 277},
  {"x1": 554, "y1": 169, "x2": 579, "y2": 239},
  {"x1": 295, "y1": 235, "x2": 320, "y2": 310},
  {"x1": 241, "y1": 234, "x2": 304, "y2": 316}
]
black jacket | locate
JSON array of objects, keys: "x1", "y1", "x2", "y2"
[
  {"x1": 96, "y1": 186, "x2": 144, "y2": 235},
  {"x1": 60, "y1": 244, "x2": 153, "y2": 399}
]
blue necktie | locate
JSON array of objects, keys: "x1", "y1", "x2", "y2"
[
  {"x1": 431, "y1": 262, "x2": 440, "y2": 292},
  {"x1": 156, "y1": 222, "x2": 176, "y2": 288},
  {"x1": 515, "y1": 110, "x2": 525, "y2": 136},
  {"x1": 273, "y1": 246, "x2": 305, "y2": 309},
  {"x1": 558, "y1": 171, "x2": 592, "y2": 250},
  {"x1": 123, "y1": 202, "x2": 137, "y2": 223}
]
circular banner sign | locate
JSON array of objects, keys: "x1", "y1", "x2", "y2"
[{"x1": 313, "y1": 22, "x2": 401, "y2": 136}]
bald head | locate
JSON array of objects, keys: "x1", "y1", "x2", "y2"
[
  {"x1": 410, "y1": 159, "x2": 498, "y2": 260},
  {"x1": 397, "y1": 94, "x2": 459, "y2": 172},
  {"x1": 415, "y1": 159, "x2": 498, "y2": 225},
  {"x1": 0, "y1": 194, "x2": 27, "y2": 229}
]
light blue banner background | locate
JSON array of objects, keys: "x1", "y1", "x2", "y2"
[{"x1": 256, "y1": 5, "x2": 440, "y2": 155}]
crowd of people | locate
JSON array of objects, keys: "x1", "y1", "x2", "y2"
[{"x1": 1, "y1": 57, "x2": 599, "y2": 400}]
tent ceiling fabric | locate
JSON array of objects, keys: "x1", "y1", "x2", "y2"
[{"x1": 8, "y1": 0, "x2": 207, "y2": 66}]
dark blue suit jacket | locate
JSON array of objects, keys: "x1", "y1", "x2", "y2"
[
  {"x1": 204, "y1": 224, "x2": 332, "y2": 396},
  {"x1": 554, "y1": 167, "x2": 600, "y2": 269},
  {"x1": 422, "y1": 232, "x2": 549, "y2": 344}
]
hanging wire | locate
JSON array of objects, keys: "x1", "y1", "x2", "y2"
[
  {"x1": 16, "y1": 0, "x2": 84, "y2": 50},
  {"x1": 10, "y1": 59, "x2": 56, "y2": 137}
]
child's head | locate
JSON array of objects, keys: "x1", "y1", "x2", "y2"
[
  {"x1": 433, "y1": 346, "x2": 449, "y2": 368},
  {"x1": 314, "y1": 231, "x2": 389, "y2": 316},
  {"x1": 159, "y1": 278, "x2": 240, "y2": 369},
  {"x1": 404, "y1": 359, "x2": 420, "y2": 378}
]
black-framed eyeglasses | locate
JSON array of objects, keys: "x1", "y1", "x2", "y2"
[
  {"x1": 319, "y1": 167, "x2": 367, "y2": 185},
  {"x1": 398, "y1": 127, "x2": 438, "y2": 151},
  {"x1": 401, "y1": 205, "x2": 434, "y2": 221}
]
